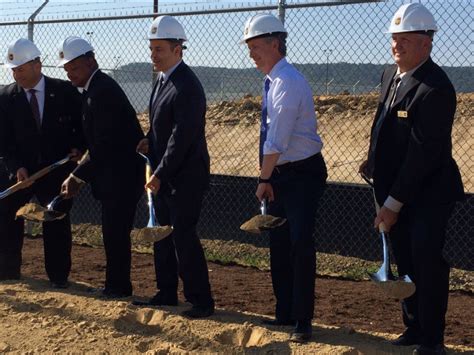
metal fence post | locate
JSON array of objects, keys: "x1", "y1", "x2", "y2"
[
  {"x1": 278, "y1": 0, "x2": 286, "y2": 24},
  {"x1": 27, "y1": 0, "x2": 49, "y2": 42}
]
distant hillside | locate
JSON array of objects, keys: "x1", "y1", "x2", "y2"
[{"x1": 112, "y1": 62, "x2": 473, "y2": 95}]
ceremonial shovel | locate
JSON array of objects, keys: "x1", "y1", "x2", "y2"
[
  {"x1": 134, "y1": 152, "x2": 173, "y2": 243},
  {"x1": 0, "y1": 156, "x2": 70, "y2": 200},
  {"x1": 240, "y1": 199, "x2": 286, "y2": 234},
  {"x1": 362, "y1": 174, "x2": 416, "y2": 299},
  {"x1": 15, "y1": 151, "x2": 90, "y2": 222},
  {"x1": 16, "y1": 194, "x2": 67, "y2": 222}
]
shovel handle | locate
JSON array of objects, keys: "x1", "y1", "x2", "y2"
[
  {"x1": 260, "y1": 199, "x2": 267, "y2": 215},
  {"x1": 0, "y1": 156, "x2": 70, "y2": 200}
]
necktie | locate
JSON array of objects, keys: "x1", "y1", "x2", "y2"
[
  {"x1": 366, "y1": 74, "x2": 401, "y2": 176},
  {"x1": 29, "y1": 89, "x2": 41, "y2": 130},
  {"x1": 151, "y1": 74, "x2": 164, "y2": 116},
  {"x1": 259, "y1": 78, "x2": 271, "y2": 166}
]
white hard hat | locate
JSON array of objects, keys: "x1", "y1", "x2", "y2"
[
  {"x1": 57, "y1": 36, "x2": 94, "y2": 67},
  {"x1": 148, "y1": 16, "x2": 187, "y2": 41},
  {"x1": 4, "y1": 38, "x2": 41, "y2": 69},
  {"x1": 387, "y1": 3, "x2": 438, "y2": 34},
  {"x1": 242, "y1": 13, "x2": 287, "y2": 43}
]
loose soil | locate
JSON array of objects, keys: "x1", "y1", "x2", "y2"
[{"x1": 0, "y1": 236, "x2": 471, "y2": 353}]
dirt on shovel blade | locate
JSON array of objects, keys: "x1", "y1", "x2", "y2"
[
  {"x1": 240, "y1": 215, "x2": 286, "y2": 234},
  {"x1": 371, "y1": 279, "x2": 416, "y2": 299},
  {"x1": 134, "y1": 225, "x2": 173, "y2": 243},
  {"x1": 16, "y1": 203, "x2": 65, "y2": 222}
]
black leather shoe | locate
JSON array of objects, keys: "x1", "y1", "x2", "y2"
[
  {"x1": 290, "y1": 320, "x2": 312, "y2": 343},
  {"x1": 391, "y1": 329, "x2": 420, "y2": 346},
  {"x1": 89, "y1": 287, "x2": 132, "y2": 299},
  {"x1": 413, "y1": 344, "x2": 446, "y2": 355},
  {"x1": 0, "y1": 272, "x2": 21, "y2": 281},
  {"x1": 181, "y1": 305, "x2": 214, "y2": 319},
  {"x1": 261, "y1": 318, "x2": 296, "y2": 326},
  {"x1": 132, "y1": 292, "x2": 178, "y2": 307},
  {"x1": 50, "y1": 280, "x2": 69, "y2": 289}
]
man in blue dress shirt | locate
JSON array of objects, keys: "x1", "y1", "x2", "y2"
[{"x1": 243, "y1": 13, "x2": 327, "y2": 343}]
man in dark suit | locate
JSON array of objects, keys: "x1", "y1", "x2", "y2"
[
  {"x1": 0, "y1": 38, "x2": 84, "y2": 286},
  {"x1": 134, "y1": 16, "x2": 214, "y2": 318},
  {"x1": 58, "y1": 36, "x2": 144, "y2": 298},
  {"x1": 360, "y1": 4, "x2": 464, "y2": 354}
]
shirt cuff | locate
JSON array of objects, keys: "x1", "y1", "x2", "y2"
[
  {"x1": 384, "y1": 196, "x2": 403, "y2": 213},
  {"x1": 69, "y1": 173, "x2": 85, "y2": 184}
]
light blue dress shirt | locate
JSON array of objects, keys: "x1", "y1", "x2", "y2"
[{"x1": 263, "y1": 58, "x2": 323, "y2": 165}]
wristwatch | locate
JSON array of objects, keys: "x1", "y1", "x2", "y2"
[{"x1": 258, "y1": 177, "x2": 271, "y2": 184}]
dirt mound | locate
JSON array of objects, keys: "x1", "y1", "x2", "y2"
[
  {"x1": 138, "y1": 93, "x2": 472, "y2": 191},
  {"x1": 1, "y1": 279, "x2": 472, "y2": 353}
]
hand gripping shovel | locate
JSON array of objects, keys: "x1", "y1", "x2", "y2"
[
  {"x1": 134, "y1": 152, "x2": 173, "y2": 243},
  {"x1": 15, "y1": 151, "x2": 90, "y2": 222},
  {"x1": 240, "y1": 199, "x2": 286, "y2": 234},
  {"x1": 362, "y1": 174, "x2": 416, "y2": 299},
  {"x1": 0, "y1": 156, "x2": 70, "y2": 200}
]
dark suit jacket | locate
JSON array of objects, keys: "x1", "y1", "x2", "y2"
[
  {"x1": 371, "y1": 58, "x2": 464, "y2": 206},
  {"x1": 0, "y1": 76, "x2": 84, "y2": 173},
  {"x1": 147, "y1": 61, "x2": 210, "y2": 189},
  {"x1": 0, "y1": 76, "x2": 84, "y2": 188},
  {"x1": 73, "y1": 70, "x2": 144, "y2": 200}
]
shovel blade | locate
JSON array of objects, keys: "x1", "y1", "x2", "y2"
[
  {"x1": 369, "y1": 272, "x2": 416, "y2": 299},
  {"x1": 134, "y1": 225, "x2": 173, "y2": 243},
  {"x1": 16, "y1": 203, "x2": 66, "y2": 222},
  {"x1": 240, "y1": 214, "x2": 287, "y2": 234}
]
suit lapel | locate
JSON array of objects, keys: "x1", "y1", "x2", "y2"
[
  {"x1": 42, "y1": 76, "x2": 55, "y2": 129},
  {"x1": 392, "y1": 58, "x2": 433, "y2": 108},
  {"x1": 13, "y1": 84, "x2": 39, "y2": 132}
]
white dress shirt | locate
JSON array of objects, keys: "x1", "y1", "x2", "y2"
[
  {"x1": 263, "y1": 58, "x2": 323, "y2": 165},
  {"x1": 24, "y1": 75, "x2": 45, "y2": 123}
]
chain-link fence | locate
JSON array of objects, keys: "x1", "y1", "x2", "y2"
[{"x1": 1, "y1": 0, "x2": 472, "y2": 270}]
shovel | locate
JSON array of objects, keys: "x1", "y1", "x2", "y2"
[
  {"x1": 0, "y1": 156, "x2": 70, "y2": 200},
  {"x1": 240, "y1": 199, "x2": 286, "y2": 234},
  {"x1": 14, "y1": 151, "x2": 91, "y2": 222},
  {"x1": 16, "y1": 194, "x2": 67, "y2": 222},
  {"x1": 134, "y1": 152, "x2": 173, "y2": 243},
  {"x1": 362, "y1": 174, "x2": 416, "y2": 299}
]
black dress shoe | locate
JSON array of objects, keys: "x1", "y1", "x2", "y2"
[
  {"x1": 90, "y1": 287, "x2": 132, "y2": 299},
  {"x1": 181, "y1": 305, "x2": 214, "y2": 319},
  {"x1": 132, "y1": 292, "x2": 178, "y2": 307},
  {"x1": 391, "y1": 329, "x2": 420, "y2": 346},
  {"x1": 413, "y1": 344, "x2": 446, "y2": 355},
  {"x1": 0, "y1": 272, "x2": 21, "y2": 281},
  {"x1": 261, "y1": 318, "x2": 296, "y2": 326},
  {"x1": 50, "y1": 280, "x2": 69, "y2": 289},
  {"x1": 290, "y1": 320, "x2": 312, "y2": 343}
]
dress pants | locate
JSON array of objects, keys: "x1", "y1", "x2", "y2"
[
  {"x1": 0, "y1": 165, "x2": 73, "y2": 282},
  {"x1": 100, "y1": 189, "x2": 142, "y2": 294},
  {"x1": 152, "y1": 181, "x2": 213, "y2": 308},
  {"x1": 389, "y1": 202, "x2": 455, "y2": 346},
  {"x1": 267, "y1": 153, "x2": 327, "y2": 321}
]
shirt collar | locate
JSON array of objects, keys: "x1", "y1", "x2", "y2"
[
  {"x1": 397, "y1": 58, "x2": 428, "y2": 81},
  {"x1": 160, "y1": 59, "x2": 182, "y2": 83},
  {"x1": 83, "y1": 68, "x2": 100, "y2": 91},
  {"x1": 23, "y1": 75, "x2": 45, "y2": 93},
  {"x1": 266, "y1": 57, "x2": 288, "y2": 83}
]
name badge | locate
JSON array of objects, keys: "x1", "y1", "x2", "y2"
[{"x1": 397, "y1": 110, "x2": 408, "y2": 118}]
